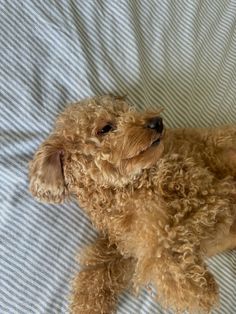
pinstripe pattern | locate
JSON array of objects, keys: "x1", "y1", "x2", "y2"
[{"x1": 1, "y1": 1, "x2": 236, "y2": 313}]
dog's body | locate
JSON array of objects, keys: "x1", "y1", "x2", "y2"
[{"x1": 29, "y1": 95, "x2": 236, "y2": 313}]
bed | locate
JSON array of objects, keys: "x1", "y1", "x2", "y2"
[{"x1": 1, "y1": 1, "x2": 236, "y2": 313}]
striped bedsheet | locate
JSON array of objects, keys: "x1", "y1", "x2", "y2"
[{"x1": 1, "y1": 1, "x2": 236, "y2": 313}]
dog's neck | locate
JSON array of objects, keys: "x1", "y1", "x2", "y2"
[{"x1": 74, "y1": 164, "x2": 161, "y2": 231}]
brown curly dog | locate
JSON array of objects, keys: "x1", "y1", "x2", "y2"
[{"x1": 29, "y1": 95, "x2": 236, "y2": 314}]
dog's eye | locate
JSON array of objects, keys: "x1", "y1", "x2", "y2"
[{"x1": 97, "y1": 124, "x2": 114, "y2": 135}]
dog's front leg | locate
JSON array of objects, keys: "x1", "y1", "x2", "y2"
[
  {"x1": 70, "y1": 234, "x2": 135, "y2": 314},
  {"x1": 106, "y1": 203, "x2": 219, "y2": 312},
  {"x1": 132, "y1": 229, "x2": 218, "y2": 313},
  {"x1": 158, "y1": 231, "x2": 218, "y2": 313},
  {"x1": 107, "y1": 202, "x2": 218, "y2": 312}
]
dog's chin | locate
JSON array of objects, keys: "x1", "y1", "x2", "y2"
[
  {"x1": 128, "y1": 134, "x2": 163, "y2": 159},
  {"x1": 137, "y1": 139, "x2": 164, "y2": 163},
  {"x1": 120, "y1": 139, "x2": 164, "y2": 177},
  {"x1": 140, "y1": 137, "x2": 162, "y2": 153},
  {"x1": 88, "y1": 141, "x2": 164, "y2": 188}
]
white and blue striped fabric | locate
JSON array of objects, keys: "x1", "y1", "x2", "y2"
[{"x1": 1, "y1": 1, "x2": 236, "y2": 313}]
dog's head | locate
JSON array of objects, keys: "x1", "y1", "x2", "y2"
[{"x1": 29, "y1": 95, "x2": 164, "y2": 203}]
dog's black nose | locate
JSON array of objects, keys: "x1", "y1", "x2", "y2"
[{"x1": 147, "y1": 117, "x2": 163, "y2": 133}]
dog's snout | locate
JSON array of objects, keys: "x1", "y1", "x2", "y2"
[{"x1": 147, "y1": 117, "x2": 163, "y2": 133}]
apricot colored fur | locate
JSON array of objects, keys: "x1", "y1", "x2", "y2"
[{"x1": 29, "y1": 95, "x2": 236, "y2": 313}]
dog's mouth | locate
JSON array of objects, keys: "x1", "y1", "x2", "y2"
[
  {"x1": 151, "y1": 138, "x2": 161, "y2": 146},
  {"x1": 120, "y1": 126, "x2": 165, "y2": 161},
  {"x1": 127, "y1": 133, "x2": 163, "y2": 159},
  {"x1": 150, "y1": 127, "x2": 165, "y2": 148},
  {"x1": 142, "y1": 134, "x2": 162, "y2": 152}
]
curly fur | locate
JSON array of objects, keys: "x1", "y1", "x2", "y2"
[{"x1": 29, "y1": 95, "x2": 236, "y2": 313}]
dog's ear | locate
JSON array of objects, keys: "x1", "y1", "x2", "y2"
[{"x1": 29, "y1": 135, "x2": 67, "y2": 203}]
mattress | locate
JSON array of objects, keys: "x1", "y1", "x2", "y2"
[{"x1": 1, "y1": 1, "x2": 236, "y2": 313}]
